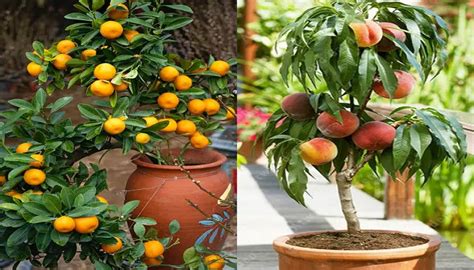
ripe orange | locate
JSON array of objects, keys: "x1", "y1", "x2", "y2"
[
  {"x1": 203, "y1": 99, "x2": 221, "y2": 115},
  {"x1": 209, "y1": 60, "x2": 230, "y2": 76},
  {"x1": 16, "y1": 142, "x2": 32, "y2": 153},
  {"x1": 102, "y1": 237, "x2": 123, "y2": 254},
  {"x1": 74, "y1": 216, "x2": 99, "y2": 234},
  {"x1": 176, "y1": 120, "x2": 197, "y2": 135},
  {"x1": 0, "y1": 176, "x2": 6, "y2": 185},
  {"x1": 53, "y1": 54, "x2": 72, "y2": 70},
  {"x1": 143, "y1": 257, "x2": 162, "y2": 266},
  {"x1": 107, "y1": 4, "x2": 129, "y2": 20},
  {"x1": 143, "y1": 116, "x2": 159, "y2": 127},
  {"x1": 23, "y1": 168, "x2": 46, "y2": 186},
  {"x1": 226, "y1": 107, "x2": 235, "y2": 120},
  {"x1": 91, "y1": 80, "x2": 115, "y2": 97},
  {"x1": 53, "y1": 216, "x2": 75, "y2": 233},
  {"x1": 188, "y1": 99, "x2": 206, "y2": 115},
  {"x1": 135, "y1": 133, "x2": 151, "y2": 144},
  {"x1": 30, "y1": 154, "x2": 44, "y2": 168},
  {"x1": 57, "y1": 40, "x2": 76, "y2": 54},
  {"x1": 81, "y1": 49, "x2": 97, "y2": 60},
  {"x1": 157, "y1": 92, "x2": 179, "y2": 110},
  {"x1": 144, "y1": 240, "x2": 164, "y2": 258},
  {"x1": 94, "y1": 63, "x2": 117, "y2": 80},
  {"x1": 100, "y1": 21, "x2": 124, "y2": 40},
  {"x1": 173, "y1": 75, "x2": 192, "y2": 91},
  {"x1": 103, "y1": 118, "x2": 126, "y2": 135},
  {"x1": 159, "y1": 66, "x2": 179, "y2": 82},
  {"x1": 124, "y1": 29, "x2": 139, "y2": 42},
  {"x1": 157, "y1": 118, "x2": 177, "y2": 133},
  {"x1": 96, "y1": 195, "x2": 108, "y2": 204},
  {"x1": 204, "y1": 254, "x2": 225, "y2": 270},
  {"x1": 190, "y1": 133, "x2": 210, "y2": 149},
  {"x1": 27, "y1": 62, "x2": 42, "y2": 77},
  {"x1": 113, "y1": 82, "x2": 128, "y2": 91}
]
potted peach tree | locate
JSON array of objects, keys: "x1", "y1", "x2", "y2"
[
  {"x1": 264, "y1": 1, "x2": 466, "y2": 269},
  {"x1": 1, "y1": 0, "x2": 235, "y2": 269}
]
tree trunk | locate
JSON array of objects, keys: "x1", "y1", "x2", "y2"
[{"x1": 336, "y1": 172, "x2": 361, "y2": 233}]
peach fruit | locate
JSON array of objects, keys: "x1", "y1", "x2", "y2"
[
  {"x1": 299, "y1": 138, "x2": 338, "y2": 165},
  {"x1": 373, "y1": 70, "x2": 416, "y2": 99},
  {"x1": 316, "y1": 110, "x2": 360, "y2": 138},
  {"x1": 349, "y1": 19, "x2": 383, "y2": 48},
  {"x1": 281, "y1": 93, "x2": 315, "y2": 121},
  {"x1": 377, "y1": 22, "x2": 406, "y2": 52},
  {"x1": 351, "y1": 121, "x2": 396, "y2": 150}
]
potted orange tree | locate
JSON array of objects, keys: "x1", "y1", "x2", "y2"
[
  {"x1": 1, "y1": 0, "x2": 235, "y2": 269},
  {"x1": 263, "y1": 0, "x2": 466, "y2": 269}
]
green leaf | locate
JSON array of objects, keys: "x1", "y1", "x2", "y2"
[
  {"x1": 92, "y1": 0, "x2": 105, "y2": 10},
  {"x1": 64, "y1": 12, "x2": 93, "y2": 22},
  {"x1": 126, "y1": 18, "x2": 155, "y2": 28},
  {"x1": 163, "y1": 4, "x2": 193, "y2": 14},
  {"x1": 60, "y1": 187, "x2": 75, "y2": 209},
  {"x1": 337, "y1": 39, "x2": 358, "y2": 85},
  {"x1": 163, "y1": 17, "x2": 193, "y2": 31},
  {"x1": 374, "y1": 54, "x2": 397, "y2": 97},
  {"x1": 23, "y1": 202, "x2": 51, "y2": 216},
  {"x1": 122, "y1": 200, "x2": 140, "y2": 216},
  {"x1": 8, "y1": 99, "x2": 34, "y2": 111},
  {"x1": 51, "y1": 229, "x2": 70, "y2": 246},
  {"x1": 67, "y1": 205, "x2": 108, "y2": 217},
  {"x1": 94, "y1": 261, "x2": 112, "y2": 270},
  {"x1": 78, "y1": 104, "x2": 104, "y2": 120},
  {"x1": 33, "y1": 88, "x2": 47, "y2": 111},
  {"x1": 358, "y1": 49, "x2": 377, "y2": 98},
  {"x1": 393, "y1": 125, "x2": 411, "y2": 170},
  {"x1": 0, "y1": 203, "x2": 20, "y2": 211},
  {"x1": 29, "y1": 216, "x2": 55, "y2": 224},
  {"x1": 81, "y1": 30, "x2": 100, "y2": 45},
  {"x1": 8, "y1": 165, "x2": 30, "y2": 181},
  {"x1": 169, "y1": 219, "x2": 180, "y2": 234},
  {"x1": 386, "y1": 34, "x2": 425, "y2": 81},
  {"x1": 47, "y1": 97, "x2": 73, "y2": 113},
  {"x1": 42, "y1": 194, "x2": 62, "y2": 214},
  {"x1": 409, "y1": 124, "x2": 432, "y2": 158},
  {"x1": 7, "y1": 225, "x2": 30, "y2": 247}
]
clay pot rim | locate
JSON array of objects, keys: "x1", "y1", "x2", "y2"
[
  {"x1": 273, "y1": 230, "x2": 441, "y2": 261},
  {"x1": 131, "y1": 149, "x2": 227, "y2": 170}
]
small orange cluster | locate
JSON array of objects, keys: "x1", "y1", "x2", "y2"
[{"x1": 90, "y1": 63, "x2": 128, "y2": 97}]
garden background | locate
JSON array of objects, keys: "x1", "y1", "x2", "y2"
[{"x1": 237, "y1": 0, "x2": 474, "y2": 259}]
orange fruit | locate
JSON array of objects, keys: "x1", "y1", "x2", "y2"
[
  {"x1": 209, "y1": 60, "x2": 230, "y2": 76},
  {"x1": 157, "y1": 118, "x2": 177, "y2": 133},
  {"x1": 96, "y1": 195, "x2": 108, "y2": 204},
  {"x1": 81, "y1": 49, "x2": 97, "y2": 60},
  {"x1": 102, "y1": 237, "x2": 123, "y2": 254},
  {"x1": 143, "y1": 116, "x2": 159, "y2": 127},
  {"x1": 57, "y1": 40, "x2": 76, "y2": 54},
  {"x1": 23, "y1": 168, "x2": 46, "y2": 186},
  {"x1": 204, "y1": 254, "x2": 225, "y2": 270},
  {"x1": 204, "y1": 99, "x2": 221, "y2": 115},
  {"x1": 173, "y1": 75, "x2": 192, "y2": 91},
  {"x1": 103, "y1": 118, "x2": 126, "y2": 135},
  {"x1": 135, "y1": 133, "x2": 151, "y2": 144},
  {"x1": 53, "y1": 54, "x2": 72, "y2": 70},
  {"x1": 74, "y1": 216, "x2": 99, "y2": 234},
  {"x1": 144, "y1": 240, "x2": 164, "y2": 258},
  {"x1": 53, "y1": 216, "x2": 75, "y2": 233},
  {"x1": 107, "y1": 4, "x2": 129, "y2": 20},
  {"x1": 159, "y1": 66, "x2": 179, "y2": 82},
  {"x1": 188, "y1": 99, "x2": 206, "y2": 115},
  {"x1": 30, "y1": 154, "x2": 44, "y2": 168},
  {"x1": 0, "y1": 176, "x2": 5, "y2": 185},
  {"x1": 226, "y1": 107, "x2": 235, "y2": 120},
  {"x1": 16, "y1": 142, "x2": 32, "y2": 153},
  {"x1": 27, "y1": 62, "x2": 42, "y2": 77},
  {"x1": 124, "y1": 29, "x2": 139, "y2": 42},
  {"x1": 143, "y1": 257, "x2": 162, "y2": 266},
  {"x1": 190, "y1": 133, "x2": 209, "y2": 149},
  {"x1": 113, "y1": 82, "x2": 128, "y2": 92},
  {"x1": 157, "y1": 92, "x2": 179, "y2": 110},
  {"x1": 176, "y1": 120, "x2": 197, "y2": 135},
  {"x1": 100, "y1": 21, "x2": 124, "y2": 40},
  {"x1": 94, "y1": 63, "x2": 117, "y2": 80},
  {"x1": 91, "y1": 80, "x2": 115, "y2": 97}
]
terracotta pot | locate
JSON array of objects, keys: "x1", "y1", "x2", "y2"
[
  {"x1": 125, "y1": 149, "x2": 233, "y2": 268},
  {"x1": 273, "y1": 230, "x2": 441, "y2": 270},
  {"x1": 238, "y1": 139, "x2": 263, "y2": 163}
]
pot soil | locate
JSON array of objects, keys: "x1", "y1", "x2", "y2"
[
  {"x1": 273, "y1": 230, "x2": 441, "y2": 270},
  {"x1": 125, "y1": 149, "x2": 233, "y2": 268}
]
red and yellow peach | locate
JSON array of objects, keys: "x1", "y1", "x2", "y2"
[
  {"x1": 377, "y1": 22, "x2": 406, "y2": 52},
  {"x1": 349, "y1": 20, "x2": 383, "y2": 48},
  {"x1": 373, "y1": 70, "x2": 416, "y2": 99},
  {"x1": 351, "y1": 121, "x2": 396, "y2": 150},
  {"x1": 299, "y1": 138, "x2": 338, "y2": 165},
  {"x1": 316, "y1": 110, "x2": 360, "y2": 138},
  {"x1": 281, "y1": 93, "x2": 315, "y2": 121}
]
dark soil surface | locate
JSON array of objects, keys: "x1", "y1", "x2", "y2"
[{"x1": 286, "y1": 231, "x2": 428, "y2": 250}]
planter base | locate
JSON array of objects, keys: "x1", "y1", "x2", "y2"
[{"x1": 273, "y1": 230, "x2": 441, "y2": 270}]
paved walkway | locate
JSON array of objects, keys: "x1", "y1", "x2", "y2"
[{"x1": 237, "y1": 163, "x2": 474, "y2": 270}]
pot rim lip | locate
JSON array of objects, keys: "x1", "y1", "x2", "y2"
[
  {"x1": 273, "y1": 230, "x2": 441, "y2": 261},
  {"x1": 131, "y1": 149, "x2": 227, "y2": 170}
]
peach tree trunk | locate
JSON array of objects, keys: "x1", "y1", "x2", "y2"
[{"x1": 336, "y1": 172, "x2": 360, "y2": 233}]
